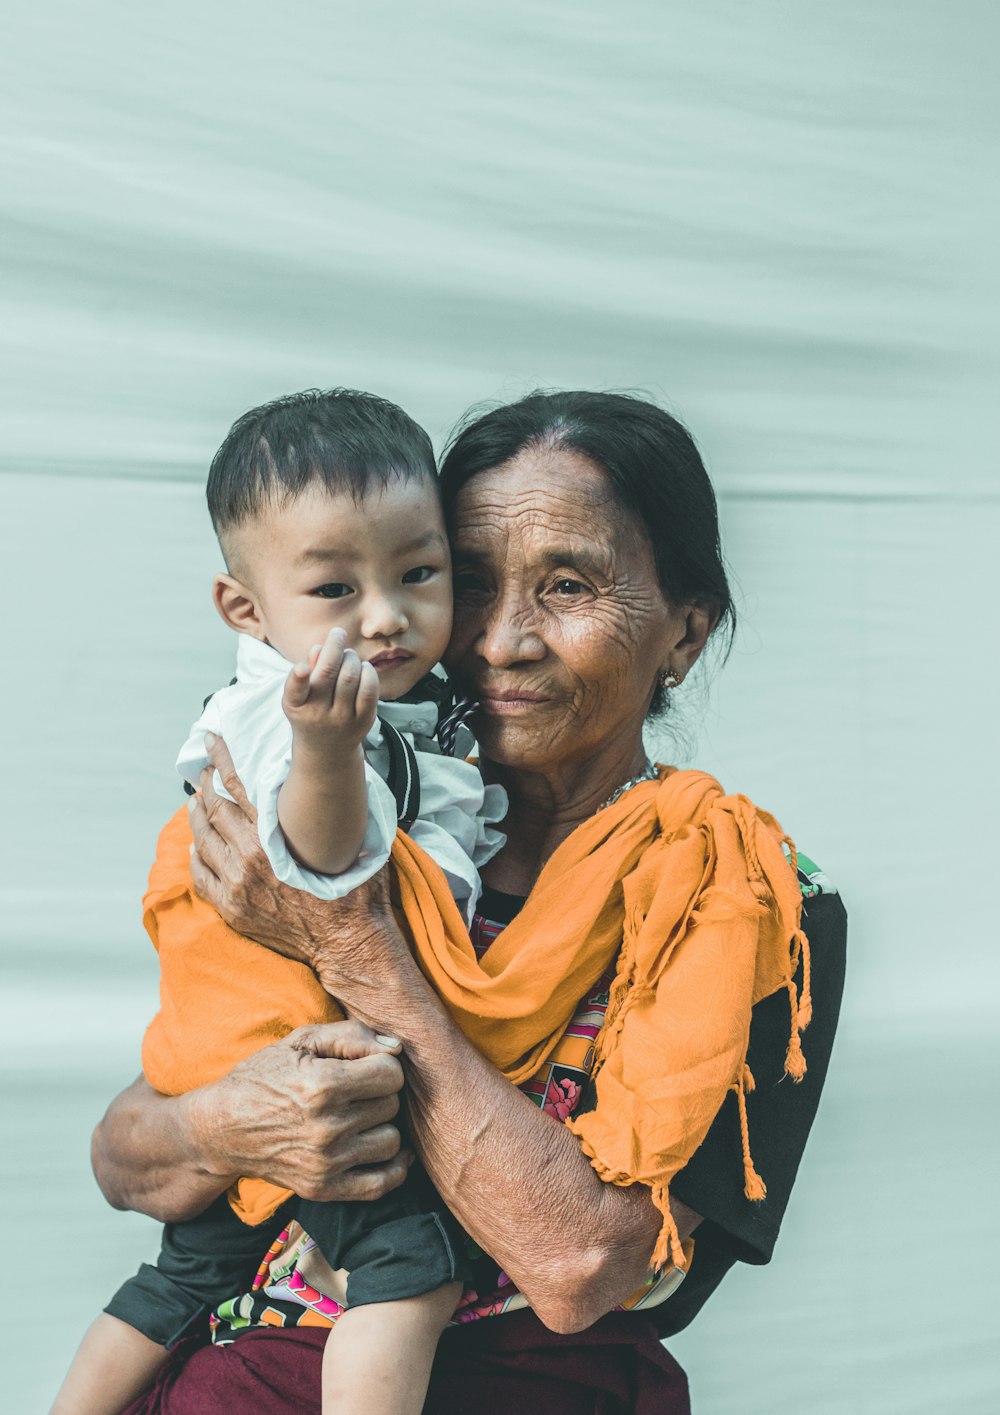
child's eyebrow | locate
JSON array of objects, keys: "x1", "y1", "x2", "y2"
[
  {"x1": 393, "y1": 529, "x2": 448, "y2": 555},
  {"x1": 298, "y1": 545, "x2": 351, "y2": 563},
  {"x1": 297, "y1": 529, "x2": 446, "y2": 563}
]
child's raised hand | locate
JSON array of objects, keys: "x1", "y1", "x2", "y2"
[{"x1": 282, "y1": 627, "x2": 379, "y2": 750}]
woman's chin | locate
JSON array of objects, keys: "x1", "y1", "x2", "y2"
[{"x1": 473, "y1": 716, "x2": 547, "y2": 770}]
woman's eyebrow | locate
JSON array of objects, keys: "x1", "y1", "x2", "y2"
[
  {"x1": 450, "y1": 546, "x2": 488, "y2": 564},
  {"x1": 537, "y1": 548, "x2": 611, "y2": 578},
  {"x1": 452, "y1": 546, "x2": 612, "y2": 577}
]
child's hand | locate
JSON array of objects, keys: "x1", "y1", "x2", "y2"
[{"x1": 283, "y1": 628, "x2": 379, "y2": 753}]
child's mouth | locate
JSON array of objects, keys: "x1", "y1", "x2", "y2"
[{"x1": 368, "y1": 649, "x2": 414, "y2": 671}]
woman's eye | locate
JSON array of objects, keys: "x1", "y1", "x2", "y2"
[
  {"x1": 552, "y1": 578, "x2": 588, "y2": 596},
  {"x1": 453, "y1": 570, "x2": 489, "y2": 598},
  {"x1": 402, "y1": 565, "x2": 435, "y2": 584},
  {"x1": 312, "y1": 583, "x2": 352, "y2": 599}
]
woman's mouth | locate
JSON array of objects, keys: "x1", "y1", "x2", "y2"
[
  {"x1": 477, "y1": 689, "x2": 553, "y2": 713},
  {"x1": 368, "y1": 649, "x2": 414, "y2": 671}
]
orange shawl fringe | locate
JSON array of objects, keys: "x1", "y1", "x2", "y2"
[{"x1": 142, "y1": 767, "x2": 810, "y2": 1271}]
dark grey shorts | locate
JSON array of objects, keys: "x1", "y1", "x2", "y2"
[{"x1": 105, "y1": 1163, "x2": 470, "y2": 1348}]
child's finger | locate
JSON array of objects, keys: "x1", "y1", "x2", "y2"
[
  {"x1": 355, "y1": 661, "x2": 380, "y2": 729},
  {"x1": 308, "y1": 628, "x2": 348, "y2": 696},
  {"x1": 282, "y1": 660, "x2": 314, "y2": 709},
  {"x1": 331, "y1": 648, "x2": 363, "y2": 710}
]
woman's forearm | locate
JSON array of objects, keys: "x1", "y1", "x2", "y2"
[
  {"x1": 92, "y1": 1077, "x2": 232, "y2": 1222},
  {"x1": 337, "y1": 962, "x2": 698, "y2": 1333}
]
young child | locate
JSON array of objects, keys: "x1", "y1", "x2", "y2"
[{"x1": 52, "y1": 389, "x2": 506, "y2": 1415}]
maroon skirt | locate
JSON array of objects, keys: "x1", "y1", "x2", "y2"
[{"x1": 123, "y1": 1310, "x2": 690, "y2": 1414}]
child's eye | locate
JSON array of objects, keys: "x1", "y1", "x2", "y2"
[
  {"x1": 402, "y1": 565, "x2": 436, "y2": 584},
  {"x1": 312, "y1": 583, "x2": 353, "y2": 599}
]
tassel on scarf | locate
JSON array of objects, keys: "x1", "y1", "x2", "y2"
[
  {"x1": 733, "y1": 1064, "x2": 768, "y2": 1201},
  {"x1": 784, "y1": 980, "x2": 808, "y2": 1082},
  {"x1": 794, "y1": 928, "x2": 813, "y2": 1029},
  {"x1": 782, "y1": 927, "x2": 812, "y2": 1081},
  {"x1": 650, "y1": 1183, "x2": 688, "y2": 1271}
]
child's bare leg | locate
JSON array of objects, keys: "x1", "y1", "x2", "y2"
[
  {"x1": 321, "y1": 1280, "x2": 462, "y2": 1415},
  {"x1": 49, "y1": 1313, "x2": 168, "y2": 1415}
]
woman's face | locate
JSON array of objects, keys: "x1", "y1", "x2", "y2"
[{"x1": 444, "y1": 445, "x2": 704, "y2": 775}]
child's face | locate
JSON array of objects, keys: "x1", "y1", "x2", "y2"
[{"x1": 217, "y1": 477, "x2": 453, "y2": 699}]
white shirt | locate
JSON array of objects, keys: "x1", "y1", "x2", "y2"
[{"x1": 177, "y1": 636, "x2": 506, "y2": 923}]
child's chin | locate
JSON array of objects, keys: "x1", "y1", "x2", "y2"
[{"x1": 379, "y1": 661, "x2": 432, "y2": 700}]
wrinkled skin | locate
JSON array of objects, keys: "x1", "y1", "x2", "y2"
[
  {"x1": 447, "y1": 446, "x2": 688, "y2": 777},
  {"x1": 443, "y1": 447, "x2": 713, "y2": 883}
]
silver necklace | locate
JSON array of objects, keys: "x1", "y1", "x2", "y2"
[{"x1": 598, "y1": 760, "x2": 659, "y2": 812}]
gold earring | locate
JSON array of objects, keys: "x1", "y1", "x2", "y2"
[{"x1": 658, "y1": 667, "x2": 681, "y2": 690}]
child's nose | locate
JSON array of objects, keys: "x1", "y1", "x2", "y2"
[{"x1": 361, "y1": 593, "x2": 409, "y2": 639}]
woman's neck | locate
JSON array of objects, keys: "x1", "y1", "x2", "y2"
[{"x1": 480, "y1": 740, "x2": 652, "y2": 895}]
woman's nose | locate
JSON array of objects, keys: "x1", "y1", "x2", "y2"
[
  {"x1": 361, "y1": 593, "x2": 409, "y2": 640},
  {"x1": 478, "y1": 593, "x2": 545, "y2": 664}
]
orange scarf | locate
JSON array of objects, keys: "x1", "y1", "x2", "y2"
[{"x1": 142, "y1": 767, "x2": 810, "y2": 1270}]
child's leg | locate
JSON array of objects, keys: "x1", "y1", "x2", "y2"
[
  {"x1": 49, "y1": 1314, "x2": 169, "y2": 1415},
  {"x1": 321, "y1": 1281, "x2": 463, "y2": 1415},
  {"x1": 51, "y1": 1194, "x2": 287, "y2": 1415},
  {"x1": 295, "y1": 1169, "x2": 469, "y2": 1415}
]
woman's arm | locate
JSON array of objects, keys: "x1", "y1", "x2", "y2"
[
  {"x1": 189, "y1": 740, "x2": 700, "y2": 1332},
  {"x1": 92, "y1": 1022, "x2": 411, "y2": 1223},
  {"x1": 377, "y1": 974, "x2": 703, "y2": 1333},
  {"x1": 93, "y1": 1076, "x2": 228, "y2": 1221}
]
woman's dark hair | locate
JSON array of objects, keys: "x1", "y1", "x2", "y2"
[
  {"x1": 439, "y1": 390, "x2": 735, "y2": 715},
  {"x1": 207, "y1": 388, "x2": 436, "y2": 543}
]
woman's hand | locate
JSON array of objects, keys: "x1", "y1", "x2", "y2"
[
  {"x1": 93, "y1": 1019, "x2": 412, "y2": 1221},
  {"x1": 187, "y1": 735, "x2": 404, "y2": 994},
  {"x1": 185, "y1": 733, "x2": 315, "y2": 961},
  {"x1": 192, "y1": 1019, "x2": 410, "y2": 1202}
]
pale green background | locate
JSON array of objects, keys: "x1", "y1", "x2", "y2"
[{"x1": 1, "y1": 2, "x2": 997, "y2": 1410}]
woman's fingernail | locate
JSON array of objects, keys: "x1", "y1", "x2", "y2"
[
  {"x1": 187, "y1": 796, "x2": 197, "y2": 812},
  {"x1": 375, "y1": 1034, "x2": 401, "y2": 1049},
  {"x1": 204, "y1": 731, "x2": 217, "y2": 749}
]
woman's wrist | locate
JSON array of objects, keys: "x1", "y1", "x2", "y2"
[
  {"x1": 307, "y1": 886, "x2": 423, "y2": 1007},
  {"x1": 315, "y1": 936, "x2": 444, "y2": 1036},
  {"x1": 178, "y1": 1081, "x2": 241, "y2": 1187}
]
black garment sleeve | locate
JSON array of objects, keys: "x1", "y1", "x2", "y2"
[
  {"x1": 105, "y1": 1194, "x2": 289, "y2": 1348},
  {"x1": 658, "y1": 890, "x2": 847, "y2": 1337}
]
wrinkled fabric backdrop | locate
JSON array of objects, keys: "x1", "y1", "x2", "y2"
[{"x1": 2, "y1": 2, "x2": 997, "y2": 1410}]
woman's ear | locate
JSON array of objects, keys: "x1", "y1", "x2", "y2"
[
  {"x1": 672, "y1": 601, "x2": 721, "y2": 674},
  {"x1": 213, "y1": 574, "x2": 266, "y2": 639}
]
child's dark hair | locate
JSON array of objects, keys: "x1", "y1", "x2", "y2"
[{"x1": 207, "y1": 388, "x2": 437, "y2": 542}]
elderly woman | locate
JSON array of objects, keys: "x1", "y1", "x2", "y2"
[{"x1": 92, "y1": 391, "x2": 846, "y2": 1414}]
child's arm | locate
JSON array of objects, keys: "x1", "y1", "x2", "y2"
[
  {"x1": 278, "y1": 628, "x2": 380, "y2": 876},
  {"x1": 49, "y1": 1314, "x2": 167, "y2": 1415}
]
